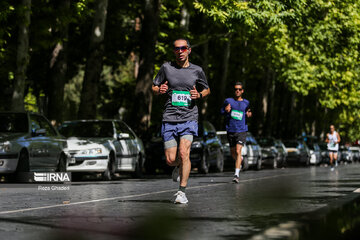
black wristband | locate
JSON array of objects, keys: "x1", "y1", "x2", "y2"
[{"x1": 199, "y1": 92, "x2": 202, "y2": 99}]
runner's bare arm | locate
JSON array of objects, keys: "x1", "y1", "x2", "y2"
[
  {"x1": 246, "y1": 109, "x2": 252, "y2": 118},
  {"x1": 190, "y1": 86, "x2": 210, "y2": 99},
  {"x1": 152, "y1": 81, "x2": 168, "y2": 95},
  {"x1": 337, "y1": 133, "x2": 341, "y2": 143},
  {"x1": 325, "y1": 133, "x2": 329, "y2": 143}
]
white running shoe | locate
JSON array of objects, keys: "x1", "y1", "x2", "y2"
[
  {"x1": 172, "y1": 166, "x2": 180, "y2": 182},
  {"x1": 174, "y1": 191, "x2": 188, "y2": 204},
  {"x1": 232, "y1": 175, "x2": 239, "y2": 183}
]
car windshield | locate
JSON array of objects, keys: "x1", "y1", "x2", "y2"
[
  {"x1": 307, "y1": 143, "x2": 315, "y2": 150},
  {"x1": 0, "y1": 113, "x2": 28, "y2": 133},
  {"x1": 318, "y1": 143, "x2": 328, "y2": 151},
  {"x1": 257, "y1": 138, "x2": 274, "y2": 147},
  {"x1": 283, "y1": 141, "x2": 298, "y2": 148},
  {"x1": 59, "y1": 121, "x2": 114, "y2": 138}
]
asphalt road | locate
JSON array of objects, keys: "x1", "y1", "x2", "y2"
[{"x1": 1, "y1": 163, "x2": 360, "y2": 240}]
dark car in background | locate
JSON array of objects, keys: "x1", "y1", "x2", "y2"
[
  {"x1": 217, "y1": 131, "x2": 262, "y2": 171},
  {"x1": 318, "y1": 142, "x2": 330, "y2": 164},
  {"x1": 0, "y1": 112, "x2": 67, "y2": 180},
  {"x1": 145, "y1": 121, "x2": 223, "y2": 174},
  {"x1": 283, "y1": 140, "x2": 310, "y2": 166},
  {"x1": 256, "y1": 137, "x2": 286, "y2": 169},
  {"x1": 192, "y1": 121, "x2": 224, "y2": 173}
]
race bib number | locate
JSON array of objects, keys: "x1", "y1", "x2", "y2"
[
  {"x1": 231, "y1": 110, "x2": 244, "y2": 120},
  {"x1": 172, "y1": 91, "x2": 191, "y2": 107}
]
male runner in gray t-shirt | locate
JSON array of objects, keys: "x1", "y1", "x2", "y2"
[{"x1": 152, "y1": 38, "x2": 210, "y2": 204}]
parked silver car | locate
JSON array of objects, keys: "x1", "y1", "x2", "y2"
[
  {"x1": 0, "y1": 112, "x2": 67, "y2": 179},
  {"x1": 308, "y1": 142, "x2": 321, "y2": 165},
  {"x1": 58, "y1": 120, "x2": 145, "y2": 180},
  {"x1": 349, "y1": 146, "x2": 360, "y2": 162}
]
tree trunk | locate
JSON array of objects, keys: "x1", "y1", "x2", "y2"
[
  {"x1": 180, "y1": 4, "x2": 190, "y2": 30},
  {"x1": 78, "y1": 0, "x2": 108, "y2": 119},
  {"x1": 47, "y1": 0, "x2": 70, "y2": 124},
  {"x1": 11, "y1": 0, "x2": 31, "y2": 111},
  {"x1": 130, "y1": 0, "x2": 160, "y2": 134},
  {"x1": 200, "y1": 38, "x2": 209, "y2": 118},
  {"x1": 219, "y1": 36, "x2": 231, "y2": 105},
  {"x1": 262, "y1": 68, "x2": 275, "y2": 136}
]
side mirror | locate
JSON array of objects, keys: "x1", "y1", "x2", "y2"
[
  {"x1": 117, "y1": 133, "x2": 130, "y2": 140},
  {"x1": 32, "y1": 128, "x2": 46, "y2": 137}
]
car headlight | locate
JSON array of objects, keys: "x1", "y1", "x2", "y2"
[
  {"x1": 79, "y1": 148, "x2": 103, "y2": 155},
  {"x1": 192, "y1": 141, "x2": 202, "y2": 148},
  {"x1": 0, "y1": 142, "x2": 11, "y2": 153}
]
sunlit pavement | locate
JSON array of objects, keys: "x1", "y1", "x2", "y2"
[{"x1": 1, "y1": 163, "x2": 360, "y2": 240}]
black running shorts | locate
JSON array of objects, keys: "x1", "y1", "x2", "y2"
[{"x1": 227, "y1": 132, "x2": 247, "y2": 147}]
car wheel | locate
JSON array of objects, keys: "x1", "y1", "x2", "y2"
[
  {"x1": 132, "y1": 155, "x2": 143, "y2": 178},
  {"x1": 57, "y1": 153, "x2": 67, "y2": 172},
  {"x1": 273, "y1": 158, "x2": 278, "y2": 169},
  {"x1": 17, "y1": 150, "x2": 29, "y2": 172},
  {"x1": 282, "y1": 158, "x2": 287, "y2": 168},
  {"x1": 214, "y1": 149, "x2": 224, "y2": 172},
  {"x1": 256, "y1": 156, "x2": 262, "y2": 170},
  {"x1": 241, "y1": 156, "x2": 249, "y2": 171},
  {"x1": 199, "y1": 151, "x2": 209, "y2": 174},
  {"x1": 15, "y1": 150, "x2": 30, "y2": 182},
  {"x1": 103, "y1": 154, "x2": 116, "y2": 181}
]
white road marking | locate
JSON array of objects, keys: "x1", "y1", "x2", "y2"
[{"x1": 0, "y1": 172, "x2": 307, "y2": 215}]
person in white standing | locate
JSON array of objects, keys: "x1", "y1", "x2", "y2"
[{"x1": 326, "y1": 125, "x2": 341, "y2": 171}]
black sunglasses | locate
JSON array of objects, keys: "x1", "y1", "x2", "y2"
[{"x1": 235, "y1": 88, "x2": 243, "y2": 91}]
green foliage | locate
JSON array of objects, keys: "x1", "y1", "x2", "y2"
[
  {"x1": 1, "y1": 0, "x2": 359, "y2": 141},
  {"x1": 194, "y1": 0, "x2": 360, "y2": 141},
  {"x1": 24, "y1": 88, "x2": 39, "y2": 113}
]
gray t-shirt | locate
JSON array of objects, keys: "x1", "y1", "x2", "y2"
[{"x1": 153, "y1": 62, "x2": 209, "y2": 122}]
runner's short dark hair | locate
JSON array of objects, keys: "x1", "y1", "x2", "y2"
[
  {"x1": 174, "y1": 38, "x2": 191, "y2": 48},
  {"x1": 234, "y1": 82, "x2": 243, "y2": 87}
]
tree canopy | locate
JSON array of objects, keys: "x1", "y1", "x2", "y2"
[{"x1": 0, "y1": 0, "x2": 359, "y2": 142}]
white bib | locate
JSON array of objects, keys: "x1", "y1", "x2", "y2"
[
  {"x1": 172, "y1": 90, "x2": 191, "y2": 107},
  {"x1": 231, "y1": 110, "x2": 244, "y2": 121}
]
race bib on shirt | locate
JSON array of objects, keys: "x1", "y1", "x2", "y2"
[
  {"x1": 231, "y1": 110, "x2": 244, "y2": 120},
  {"x1": 172, "y1": 90, "x2": 191, "y2": 107}
]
